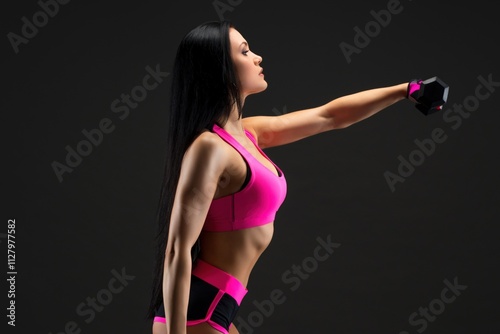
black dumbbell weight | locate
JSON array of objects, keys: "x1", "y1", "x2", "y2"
[{"x1": 408, "y1": 77, "x2": 449, "y2": 115}]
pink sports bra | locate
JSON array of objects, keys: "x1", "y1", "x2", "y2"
[{"x1": 203, "y1": 123, "x2": 287, "y2": 232}]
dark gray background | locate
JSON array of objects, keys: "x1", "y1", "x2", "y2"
[{"x1": 2, "y1": 0, "x2": 499, "y2": 333}]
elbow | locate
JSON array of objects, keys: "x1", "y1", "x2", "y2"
[
  {"x1": 165, "y1": 246, "x2": 176, "y2": 266},
  {"x1": 325, "y1": 111, "x2": 353, "y2": 130},
  {"x1": 164, "y1": 237, "x2": 191, "y2": 266},
  {"x1": 330, "y1": 117, "x2": 353, "y2": 130},
  {"x1": 165, "y1": 241, "x2": 179, "y2": 265},
  {"x1": 333, "y1": 122, "x2": 352, "y2": 130}
]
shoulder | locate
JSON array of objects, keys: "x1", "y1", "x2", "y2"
[
  {"x1": 191, "y1": 130, "x2": 222, "y2": 149},
  {"x1": 182, "y1": 130, "x2": 230, "y2": 170}
]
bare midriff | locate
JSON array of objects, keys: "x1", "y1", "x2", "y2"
[{"x1": 198, "y1": 222, "x2": 274, "y2": 287}]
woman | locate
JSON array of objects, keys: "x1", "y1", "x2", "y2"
[{"x1": 146, "y1": 20, "x2": 439, "y2": 334}]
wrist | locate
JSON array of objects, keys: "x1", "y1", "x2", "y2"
[
  {"x1": 406, "y1": 79, "x2": 422, "y2": 102},
  {"x1": 397, "y1": 83, "x2": 409, "y2": 100}
]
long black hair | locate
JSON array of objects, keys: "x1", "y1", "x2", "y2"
[{"x1": 145, "y1": 20, "x2": 243, "y2": 320}]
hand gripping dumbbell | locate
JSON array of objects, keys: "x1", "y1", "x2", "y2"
[{"x1": 407, "y1": 77, "x2": 450, "y2": 115}]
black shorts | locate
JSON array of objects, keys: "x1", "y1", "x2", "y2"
[{"x1": 154, "y1": 259, "x2": 248, "y2": 334}]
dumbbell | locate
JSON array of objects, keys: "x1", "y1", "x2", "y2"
[{"x1": 407, "y1": 77, "x2": 449, "y2": 115}]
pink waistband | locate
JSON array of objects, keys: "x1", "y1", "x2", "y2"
[{"x1": 192, "y1": 259, "x2": 248, "y2": 305}]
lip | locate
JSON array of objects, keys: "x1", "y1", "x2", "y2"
[{"x1": 259, "y1": 68, "x2": 264, "y2": 76}]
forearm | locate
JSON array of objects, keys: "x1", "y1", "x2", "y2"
[
  {"x1": 163, "y1": 249, "x2": 192, "y2": 334},
  {"x1": 325, "y1": 83, "x2": 407, "y2": 129}
]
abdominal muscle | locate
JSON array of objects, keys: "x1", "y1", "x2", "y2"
[{"x1": 198, "y1": 222, "x2": 274, "y2": 287}]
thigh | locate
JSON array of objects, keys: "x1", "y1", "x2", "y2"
[
  {"x1": 229, "y1": 324, "x2": 240, "y2": 334},
  {"x1": 152, "y1": 321, "x2": 167, "y2": 334}
]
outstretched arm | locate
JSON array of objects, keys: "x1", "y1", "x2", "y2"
[
  {"x1": 243, "y1": 83, "x2": 408, "y2": 149},
  {"x1": 321, "y1": 83, "x2": 407, "y2": 129}
]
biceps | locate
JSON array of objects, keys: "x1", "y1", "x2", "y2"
[
  {"x1": 247, "y1": 106, "x2": 333, "y2": 149},
  {"x1": 167, "y1": 185, "x2": 216, "y2": 254},
  {"x1": 170, "y1": 179, "x2": 216, "y2": 243}
]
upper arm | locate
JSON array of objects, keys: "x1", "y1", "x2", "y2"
[
  {"x1": 242, "y1": 105, "x2": 335, "y2": 149},
  {"x1": 167, "y1": 134, "x2": 227, "y2": 252}
]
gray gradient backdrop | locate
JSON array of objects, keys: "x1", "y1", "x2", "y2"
[{"x1": 3, "y1": 0, "x2": 499, "y2": 333}]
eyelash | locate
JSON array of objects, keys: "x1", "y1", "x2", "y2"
[{"x1": 242, "y1": 50, "x2": 250, "y2": 55}]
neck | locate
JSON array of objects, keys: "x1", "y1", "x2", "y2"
[{"x1": 221, "y1": 97, "x2": 246, "y2": 135}]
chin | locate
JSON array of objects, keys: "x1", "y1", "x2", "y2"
[
  {"x1": 246, "y1": 83, "x2": 268, "y2": 96},
  {"x1": 257, "y1": 81, "x2": 268, "y2": 92}
]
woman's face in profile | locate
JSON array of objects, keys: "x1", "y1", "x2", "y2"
[{"x1": 229, "y1": 28, "x2": 267, "y2": 97}]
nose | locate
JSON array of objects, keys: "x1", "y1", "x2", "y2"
[{"x1": 254, "y1": 53, "x2": 262, "y2": 65}]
